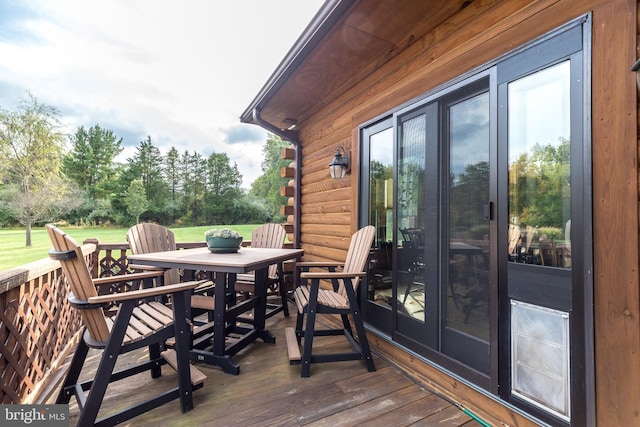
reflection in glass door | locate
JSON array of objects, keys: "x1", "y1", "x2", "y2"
[
  {"x1": 397, "y1": 113, "x2": 426, "y2": 324},
  {"x1": 508, "y1": 61, "x2": 571, "y2": 270},
  {"x1": 441, "y1": 88, "x2": 491, "y2": 374},
  {"x1": 505, "y1": 60, "x2": 573, "y2": 421},
  {"x1": 363, "y1": 121, "x2": 393, "y2": 333},
  {"x1": 393, "y1": 78, "x2": 493, "y2": 373}
]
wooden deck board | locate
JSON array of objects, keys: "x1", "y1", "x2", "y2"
[
  {"x1": 60, "y1": 303, "x2": 478, "y2": 426},
  {"x1": 295, "y1": 367, "x2": 426, "y2": 425},
  {"x1": 366, "y1": 393, "x2": 460, "y2": 426}
]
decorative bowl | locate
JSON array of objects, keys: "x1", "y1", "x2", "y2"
[{"x1": 205, "y1": 236, "x2": 243, "y2": 253}]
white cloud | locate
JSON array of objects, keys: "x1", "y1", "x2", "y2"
[{"x1": 0, "y1": 0, "x2": 324, "y2": 188}]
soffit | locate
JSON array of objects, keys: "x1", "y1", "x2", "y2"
[{"x1": 246, "y1": 0, "x2": 462, "y2": 130}]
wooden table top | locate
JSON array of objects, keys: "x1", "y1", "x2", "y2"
[{"x1": 128, "y1": 247, "x2": 304, "y2": 274}]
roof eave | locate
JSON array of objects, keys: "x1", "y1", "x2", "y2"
[{"x1": 239, "y1": 0, "x2": 355, "y2": 125}]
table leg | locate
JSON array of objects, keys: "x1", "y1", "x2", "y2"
[
  {"x1": 254, "y1": 267, "x2": 276, "y2": 343},
  {"x1": 189, "y1": 270, "x2": 241, "y2": 375},
  {"x1": 189, "y1": 267, "x2": 277, "y2": 374},
  {"x1": 213, "y1": 271, "x2": 227, "y2": 354}
]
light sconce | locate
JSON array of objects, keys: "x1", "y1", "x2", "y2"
[
  {"x1": 631, "y1": 58, "x2": 640, "y2": 90},
  {"x1": 329, "y1": 146, "x2": 350, "y2": 179}
]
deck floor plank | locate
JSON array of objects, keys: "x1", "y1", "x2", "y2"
[
  {"x1": 366, "y1": 393, "x2": 460, "y2": 427},
  {"x1": 295, "y1": 367, "x2": 423, "y2": 425},
  {"x1": 61, "y1": 304, "x2": 478, "y2": 426}
]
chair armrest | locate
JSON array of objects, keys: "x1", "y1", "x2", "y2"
[
  {"x1": 88, "y1": 280, "x2": 209, "y2": 304},
  {"x1": 92, "y1": 270, "x2": 165, "y2": 287},
  {"x1": 300, "y1": 271, "x2": 366, "y2": 280}
]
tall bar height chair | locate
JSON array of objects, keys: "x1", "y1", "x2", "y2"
[
  {"x1": 126, "y1": 223, "x2": 215, "y2": 340},
  {"x1": 285, "y1": 225, "x2": 376, "y2": 377},
  {"x1": 126, "y1": 222, "x2": 181, "y2": 285},
  {"x1": 47, "y1": 224, "x2": 206, "y2": 427},
  {"x1": 234, "y1": 223, "x2": 289, "y2": 318}
]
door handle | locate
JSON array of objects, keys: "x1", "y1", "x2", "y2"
[{"x1": 483, "y1": 202, "x2": 493, "y2": 220}]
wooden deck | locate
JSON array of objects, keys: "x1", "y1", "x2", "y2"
[{"x1": 62, "y1": 305, "x2": 483, "y2": 426}]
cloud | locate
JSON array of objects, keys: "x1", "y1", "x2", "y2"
[
  {"x1": 0, "y1": 2, "x2": 40, "y2": 43},
  {"x1": 224, "y1": 124, "x2": 266, "y2": 145},
  {"x1": 0, "y1": 81, "x2": 26, "y2": 105},
  {"x1": 0, "y1": 0, "x2": 324, "y2": 189}
]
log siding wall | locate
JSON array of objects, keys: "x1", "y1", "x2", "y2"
[{"x1": 291, "y1": 0, "x2": 639, "y2": 425}]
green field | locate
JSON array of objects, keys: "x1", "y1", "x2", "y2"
[{"x1": 0, "y1": 224, "x2": 260, "y2": 272}]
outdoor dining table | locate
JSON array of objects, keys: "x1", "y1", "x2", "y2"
[{"x1": 128, "y1": 246, "x2": 304, "y2": 375}]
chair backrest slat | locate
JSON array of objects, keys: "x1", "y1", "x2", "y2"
[
  {"x1": 47, "y1": 224, "x2": 110, "y2": 342},
  {"x1": 128, "y1": 223, "x2": 177, "y2": 253},
  {"x1": 251, "y1": 223, "x2": 286, "y2": 277},
  {"x1": 340, "y1": 225, "x2": 375, "y2": 297},
  {"x1": 127, "y1": 223, "x2": 180, "y2": 285},
  {"x1": 252, "y1": 223, "x2": 285, "y2": 248}
]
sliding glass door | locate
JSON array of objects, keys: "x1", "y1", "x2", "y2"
[
  {"x1": 359, "y1": 18, "x2": 590, "y2": 426},
  {"x1": 440, "y1": 85, "x2": 492, "y2": 375},
  {"x1": 390, "y1": 78, "x2": 494, "y2": 379}
]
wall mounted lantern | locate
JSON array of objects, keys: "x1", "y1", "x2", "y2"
[{"x1": 329, "y1": 146, "x2": 350, "y2": 179}]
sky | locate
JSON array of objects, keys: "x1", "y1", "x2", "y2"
[{"x1": 0, "y1": 0, "x2": 325, "y2": 188}]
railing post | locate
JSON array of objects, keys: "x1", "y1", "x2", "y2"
[{"x1": 84, "y1": 238, "x2": 100, "y2": 278}]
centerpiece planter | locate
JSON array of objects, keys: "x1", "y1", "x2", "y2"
[{"x1": 204, "y1": 228, "x2": 243, "y2": 253}]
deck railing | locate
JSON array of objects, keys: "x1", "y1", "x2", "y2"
[
  {"x1": 0, "y1": 243, "x2": 93, "y2": 405},
  {"x1": 0, "y1": 240, "x2": 209, "y2": 405}
]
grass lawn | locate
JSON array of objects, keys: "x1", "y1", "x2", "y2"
[{"x1": 0, "y1": 224, "x2": 260, "y2": 272}]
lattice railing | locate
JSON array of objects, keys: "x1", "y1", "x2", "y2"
[
  {"x1": 0, "y1": 244, "x2": 95, "y2": 404},
  {"x1": 0, "y1": 239, "x2": 209, "y2": 404}
]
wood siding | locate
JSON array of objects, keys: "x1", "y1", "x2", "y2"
[{"x1": 290, "y1": 0, "x2": 639, "y2": 425}]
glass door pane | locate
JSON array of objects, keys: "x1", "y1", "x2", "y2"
[
  {"x1": 508, "y1": 61, "x2": 571, "y2": 270},
  {"x1": 362, "y1": 119, "x2": 394, "y2": 334},
  {"x1": 445, "y1": 92, "x2": 491, "y2": 339},
  {"x1": 441, "y1": 90, "x2": 491, "y2": 374},
  {"x1": 397, "y1": 113, "x2": 426, "y2": 322},
  {"x1": 367, "y1": 127, "x2": 394, "y2": 309}
]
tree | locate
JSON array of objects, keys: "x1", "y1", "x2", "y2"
[
  {"x1": 159, "y1": 146, "x2": 182, "y2": 224},
  {"x1": 202, "y1": 152, "x2": 243, "y2": 224},
  {"x1": 122, "y1": 136, "x2": 169, "y2": 222},
  {"x1": 124, "y1": 179, "x2": 148, "y2": 224},
  {"x1": 0, "y1": 92, "x2": 66, "y2": 246},
  {"x1": 206, "y1": 152, "x2": 242, "y2": 196},
  {"x1": 178, "y1": 151, "x2": 206, "y2": 224},
  {"x1": 164, "y1": 146, "x2": 181, "y2": 201},
  {"x1": 1, "y1": 178, "x2": 82, "y2": 231},
  {"x1": 63, "y1": 124, "x2": 123, "y2": 199},
  {"x1": 132, "y1": 136, "x2": 163, "y2": 194},
  {"x1": 249, "y1": 134, "x2": 292, "y2": 221}
]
